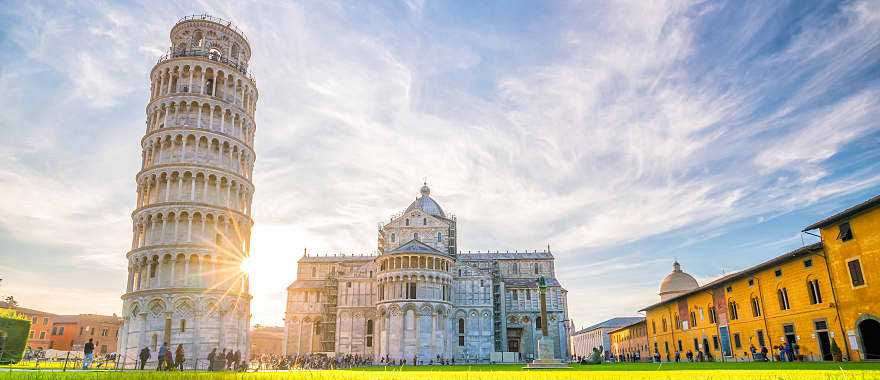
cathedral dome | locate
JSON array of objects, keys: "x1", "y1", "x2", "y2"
[
  {"x1": 406, "y1": 184, "x2": 446, "y2": 218},
  {"x1": 659, "y1": 261, "x2": 699, "y2": 301}
]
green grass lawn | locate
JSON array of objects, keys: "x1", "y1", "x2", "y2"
[{"x1": 2, "y1": 362, "x2": 880, "y2": 380}]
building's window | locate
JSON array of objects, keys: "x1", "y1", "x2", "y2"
[
  {"x1": 729, "y1": 301, "x2": 739, "y2": 320},
  {"x1": 414, "y1": 232, "x2": 419, "y2": 241},
  {"x1": 423, "y1": 218, "x2": 427, "y2": 226},
  {"x1": 378, "y1": 284, "x2": 384, "y2": 301},
  {"x1": 534, "y1": 263, "x2": 539, "y2": 275},
  {"x1": 311, "y1": 266, "x2": 316, "y2": 278},
  {"x1": 391, "y1": 233, "x2": 396, "y2": 242},
  {"x1": 437, "y1": 232, "x2": 442, "y2": 242},
  {"x1": 847, "y1": 259, "x2": 866, "y2": 287},
  {"x1": 51, "y1": 327, "x2": 57, "y2": 336},
  {"x1": 39, "y1": 332, "x2": 46, "y2": 339},
  {"x1": 774, "y1": 269, "x2": 783, "y2": 277},
  {"x1": 366, "y1": 320, "x2": 374, "y2": 347},
  {"x1": 652, "y1": 321, "x2": 657, "y2": 334},
  {"x1": 526, "y1": 290, "x2": 531, "y2": 301},
  {"x1": 662, "y1": 318, "x2": 667, "y2": 332},
  {"x1": 407, "y1": 282, "x2": 417, "y2": 299},
  {"x1": 751, "y1": 297, "x2": 761, "y2": 317},
  {"x1": 150, "y1": 260, "x2": 157, "y2": 278},
  {"x1": 808, "y1": 279, "x2": 822, "y2": 304},
  {"x1": 536, "y1": 316, "x2": 542, "y2": 330},
  {"x1": 43, "y1": 317, "x2": 48, "y2": 325},
  {"x1": 79, "y1": 327, "x2": 84, "y2": 336},
  {"x1": 458, "y1": 318, "x2": 465, "y2": 346},
  {"x1": 757, "y1": 330, "x2": 765, "y2": 347},
  {"x1": 778, "y1": 288, "x2": 790, "y2": 310},
  {"x1": 664, "y1": 341, "x2": 670, "y2": 354},
  {"x1": 726, "y1": 286, "x2": 733, "y2": 293},
  {"x1": 347, "y1": 282, "x2": 352, "y2": 288},
  {"x1": 712, "y1": 336, "x2": 719, "y2": 350},
  {"x1": 709, "y1": 307, "x2": 717, "y2": 324},
  {"x1": 180, "y1": 319, "x2": 186, "y2": 332},
  {"x1": 693, "y1": 338, "x2": 699, "y2": 352},
  {"x1": 674, "y1": 314, "x2": 680, "y2": 330},
  {"x1": 405, "y1": 219, "x2": 410, "y2": 226},
  {"x1": 101, "y1": 329, "x2": 108, "y2": 337},
  {"x1": 748, "y1": 279, "x2": 754, "y2": 287},
  {"x1": 803, "y1": 259, "x2": 813, "y2": 268},
  {"x1": 29, "y1": 331, "x2": 34, "y2": 339},
  {"x1": 733, "y1": 333, "x2": 742, "y2": 349},
  {"x1": 677, "y1": 340, "x2": 682, "y2": 352},
  {"x1": 838, "y1": 222, "x2": 853, "y2": 241},
  {"x1": 690, "y1": 311, "x2": 697, "y2": 328},
  {"x1": 100, "y1": 345, "x2": 108, "y2": 354},
  {"x1": 31, "y1": 316, "x2": 37, "y2": 324}
]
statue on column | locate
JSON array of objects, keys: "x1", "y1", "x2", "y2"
[{"x1": 525, "y1": 275, "x2": 569, "y2": 369}]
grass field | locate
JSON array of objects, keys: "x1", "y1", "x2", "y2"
[{"x1": 2, "y1": 363, "x2": 880, "y2": 379}]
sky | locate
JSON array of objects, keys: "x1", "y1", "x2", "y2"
[{"x1": 0, "y1": 0, "x2": 879, "y2": 329}]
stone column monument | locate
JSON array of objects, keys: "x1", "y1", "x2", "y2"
[{"x1": 525, "y1": 276, "x2": 570, "y2": 369}]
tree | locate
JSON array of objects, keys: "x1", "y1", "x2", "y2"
[{"x1": 3, "y1": 296, "x2": 16, "y2": 308}]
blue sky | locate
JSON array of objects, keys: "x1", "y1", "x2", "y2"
[{"x1": 0, "y1": 0, "x2": 879, "y2": 328}]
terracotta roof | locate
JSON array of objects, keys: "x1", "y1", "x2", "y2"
[
  {"x1": 803, "y1": 194, "x2": 880, "y2": 231},
  {"x1": 639, "y1": 242, "x2": 823, "y2": 311}
]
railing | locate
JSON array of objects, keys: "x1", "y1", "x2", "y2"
[
  {"x1": 176, "y1": 14, "x2": 249, "y2": 45},
  {"x1": 157, "y1": 49, "x2": 256, "y2": 83}
]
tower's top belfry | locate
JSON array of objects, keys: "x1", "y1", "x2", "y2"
[{"x1": 168, "y1": 14, "x2": 252, "y2": 74}]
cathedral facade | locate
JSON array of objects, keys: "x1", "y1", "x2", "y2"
[{"x1": 283, "y1": 185, "x2": 570, "y2": 362}]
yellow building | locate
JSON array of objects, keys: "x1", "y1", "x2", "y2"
[
  {"x1": 609, "y1": 319, "x2": 650, "y2": 362},
  {"x1": 641, "y1": 194, "x2": 880, "y2": 362},
  {"x1": 803, "y1": 194, "x2": 880, "y2": 361},
  {"x1": 643, "y1": 244, "x2": 845, "y2": 362}
]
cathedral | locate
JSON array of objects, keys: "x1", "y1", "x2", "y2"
[{"x1": 283, "y1": 184, "x2": 571, "y2": 362}]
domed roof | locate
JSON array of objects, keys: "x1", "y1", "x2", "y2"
[
  {"x1": 405, "y1": 183, "x2": 446, "y2": 218},
  {"x1": 659, "y1": 261, "x2": 699, "y2": 301}
]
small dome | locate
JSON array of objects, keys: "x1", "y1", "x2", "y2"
[
  {"x1": 405, "y1": 183, "x2": 446, "y2": 218},
  {"x1": 659, "y1": 261, "x2": 699, "y2": 301}
]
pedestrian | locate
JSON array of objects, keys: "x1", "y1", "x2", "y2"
[
  {"x1": 175, "y1": 344, "x2": 185, "y2": 371},
  {"x1": 164, "y1": 348, "x2": 173, "y2": 370},
  {"x1": 233, "y1": 349, "x2": 241, "y2": 371},
  {"x1": 157, "y1": 342, "x2": 168, "y2": 370},
  {"x1": 208, "y1": 348, "x2": 217, "y2": 371},
  {"x1": 225, "y1": 348, "x2": 234, "y2": 370},
  {"x1": 82, "y1": 338, "x2": 95, "y2": 369},
  {"x1": 139, "y1": 346, "x2": 151, "y2": 370}
]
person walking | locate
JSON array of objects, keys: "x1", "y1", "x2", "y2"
[
  {"x1": 164, "y1": 348, "x2": 173, "y2": 370},
  {"x1": 207, "y1": 348, "x2": 217, "y2": 371},
  {"x1": 233, "y1": 349, "x2": 241, "y2": 371},
  {"x1": 81, "y1": 338, "x2": 95, "y2": 369},
  {"x1": 138, "y1": 346, "x2": 151, "y2": 370},
  {"x1": 157, "y1": 342, "x2": 168, "y2": 371},
  {"x1": 225, "y1": 348, "x2": 234, "y2": 370},
  {"x1": 175, "y1": 344, "x2": 185, "y2": 371}
]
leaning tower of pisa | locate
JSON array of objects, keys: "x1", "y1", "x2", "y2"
[{"x1": 118, "y1": 15, "x2": 258, "y2": 368}]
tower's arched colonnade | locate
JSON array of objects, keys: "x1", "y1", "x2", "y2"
[{"x1": 119, "y1": 15, "x2": 258, "y2": 368}]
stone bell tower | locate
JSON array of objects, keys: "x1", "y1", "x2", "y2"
[{"x1": 117, "y1": 14, "x2": 258, "y2": 368}]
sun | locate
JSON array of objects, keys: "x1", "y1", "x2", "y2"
[{"x1": 240, "y1": 256, "x2": 255, "y2": 275}]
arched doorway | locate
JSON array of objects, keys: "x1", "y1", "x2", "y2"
[{"x1": 859, "y1": 318, "x2": 880, "y2": 360}]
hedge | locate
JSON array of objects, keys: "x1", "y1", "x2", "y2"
[{"x1": 0, "y1": 314, "x2": 31, "y2": 364}]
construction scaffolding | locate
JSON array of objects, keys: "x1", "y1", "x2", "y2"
[{"x1": 319, "y1": 267, "x2": 338, "y2": 353}]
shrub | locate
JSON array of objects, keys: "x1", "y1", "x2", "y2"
[{"x1": 0, "y1": 311, "x2": 31, "y2": 364}]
